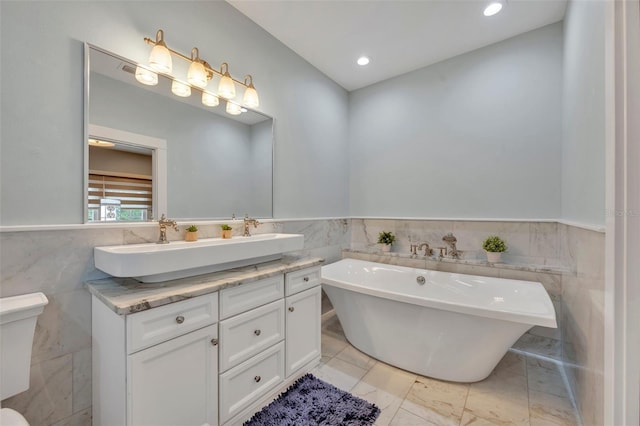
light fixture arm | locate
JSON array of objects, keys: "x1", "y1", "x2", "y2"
[{"x1": 144, "y1": 34, "x2": 253, "y2": 89}]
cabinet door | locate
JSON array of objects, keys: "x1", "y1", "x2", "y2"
[
  {"x1": 285, "y1": 286, "x2": 321, "y2": 377},
  {"x1": 128, "y1": 324, "x2": 218, "y2": 426}
]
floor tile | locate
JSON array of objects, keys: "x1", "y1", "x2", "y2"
[
  {"x1": 529, "y1": 389, "x2": 579, "y2": 426},
  {"x1": 359, "y1": 361, "x2": 417, "y2": 398},
  {"x1": 335, "y1": 344, "x2": 377, "y2": 371},
  {"x1": 400, "y1": 376, "x2": 468, "y2": 425},
  {"x1": 321, "y1": 333, "x2": 349, "y2": 358},
  {"x1": 352, "y1": 381, "x2": 404, "y2": 426},
  {"x1": 526, "y1": 357, "x2": 569, "y2": 399},
  {"x1": 464, "y1": 369, "x2": 530, "y2": 425},
  {"x1": 389, "y1": 408, "x2": 434, "y2": 425},
  {"x1": 311, "y1": 356, "x2": 367, "y2": 392}
]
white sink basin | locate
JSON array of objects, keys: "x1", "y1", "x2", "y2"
[{"x1": 94, "y1": 233, "x2": 304, "y2": 282}]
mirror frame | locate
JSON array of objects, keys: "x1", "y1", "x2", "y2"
[{"x1": 83, "y1": 43, "x2": 275, "y2": 223}]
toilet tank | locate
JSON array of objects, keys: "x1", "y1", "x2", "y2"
[{"x1": 0, "y1": 292, "x2": 48, "y2": 400}]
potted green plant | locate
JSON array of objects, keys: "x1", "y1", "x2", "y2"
[
  {"x1": 185, "y1": 225, "x2": 198, "y2": 242},
  {"x1": 482, "y1": 235, "x2": 507, "y2": 263},
  {"x1": 377, "y1": 231, "x2": 395, "y2": 253},
  {"x1": 220, "y1": 224, "x2": 232, "y2": 239}
]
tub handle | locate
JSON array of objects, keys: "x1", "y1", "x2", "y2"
[
  {"x1": 254, "y1": 329, "x2": 261, "y2": 336},
  {"x1": 416, "y1": 276, "x2": 426, "y2": 285},
  {"x1": 288, "y1": 306, "x2": 295, "y2": 312}
]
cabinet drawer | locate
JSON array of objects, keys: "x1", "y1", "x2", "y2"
[
  {"x1": 285, "y1": 266, "x2": 321, "y2": 296},
  {"x1": 220, "y1": 300, "x2": 285, "y2": 372},
  {"x1": 219, "y1": 342, "x2": 285, "y2": 424},
  {"x1": 219, "y1": 275, "x2": 284, "y2": 320},
  {"x1": 127, "y1": 293, "x2": 218, "y2": 354}
]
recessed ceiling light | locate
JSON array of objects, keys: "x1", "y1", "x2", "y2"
[
  {"x1": 357, "y1": 56, "x2": 370, "y2": 66},
  {"x1": 483, "y1": 2, "x2": 503, "y2": 16}
]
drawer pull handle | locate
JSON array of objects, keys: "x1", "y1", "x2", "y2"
[
  {"x1": 210, "y1": 338, "x2": 218, "y2": 346},
  {"x1": 303, "y1": 277, "x2": 309, "y2": 282},
  {"x1": 254, "y1": 329, "x2": 261, "y2": 336},
  {"x1": 288, "y1": 306, "x2": 295, "y2": 312},
  {"x1": 254, "y1": 375, "x2": 261, "y2": 383},
  {"x1": 176, "y1": 315, "x2": 185, "y2": 324}
]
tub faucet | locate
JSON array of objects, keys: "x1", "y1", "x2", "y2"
[
  {"x1": 442, "y1": 233, "x2": 462, "y2": 259},
  {"x1": 157, "y1": 214, "x2": 178, "y2": 244},
  {"x1": 243, "y1": 214, "x2": 260, "y2": 237},
  {"x1": 418, "y1": 243, "x2": 433, "y2": 257}
]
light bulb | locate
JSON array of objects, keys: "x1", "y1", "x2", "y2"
[
  {"x1": 135, "y1": 66, "x2": 158, "y2": 86},
  {"x1": 357, "y1": 56, "x2": 370, "y2": 66},
  {"x1": 171, "y1": 80, "x2": 191, "y2": 97},
  {"x1": 226, "y1": 101, "x2": 242, "y2": 115},
  {"x1": 202, "y1": 91, "x2": 219, "y2": 107}
]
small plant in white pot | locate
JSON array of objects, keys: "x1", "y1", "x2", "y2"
[
  {"x1": 378, "y1": 231, "x2": 395, "y2": 253},
  {"x1": 482, "y1": 235, "x2": 507, "y2": 263}
]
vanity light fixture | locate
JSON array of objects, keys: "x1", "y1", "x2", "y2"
[
  {"x1": 148, "y1": 30, "x2": 173, "y2": 73},
  {"x1": 171, "y1": 80, "x2": 191, "y2": 97},
  {"x1": 483, "y1": 1, "x2": 503, "y2": 16},
  {"x1": 135, "y1": 66, "x2": 158, "y2": 86},
  {"x1": 187, "y1": 48, "x2": 208, "y2": 88},
  {"x1": 143, "y1": 29, "x2": 259, "y2": 107},
  {"x1": 226, "y1": 101, "x2": 242, "y2": 115},
  {"x1": 202, "y1": 91, "x2": 220, "y2": 107}
]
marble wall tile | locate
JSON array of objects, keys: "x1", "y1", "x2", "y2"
[
  {"x1": 560, "y1": 225, "x2": 605, "y2": 426},
  {"x1": 0, "y1": 218, "x2": 344, "y2": 426},
  {"x1": 530, "y1": 222, "x2": 559, "y2": 259},
  {"x1": 452, "y1": 220, "x2": 531, "y2": 258},
  {"x1": 2, "y1": 353, "x2": 73, "y2": 425},
  {"x1": 72, "y1": 347, "x2": 92, "y2": 413}
]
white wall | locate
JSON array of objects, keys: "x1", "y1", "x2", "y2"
[
  {"x1": 0, "y1": 1, "x2": 349, "y2": 225},
  {"x1": 349, "y1": 23, "x2": 563, "y2": 219},
  {"x1": 561, "y1": 1, "x2": 606, "y2": 226}
]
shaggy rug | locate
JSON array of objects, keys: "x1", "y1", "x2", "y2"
[{"x1": 243, "y1": 373, "x2": 380, "y2": 426}]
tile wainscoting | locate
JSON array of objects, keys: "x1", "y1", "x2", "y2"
[
  {"x1": 0, "y1": 218, "x2": 350, "y2": 426},
  {"x1": 0, "y1": 217, "x2": 603, "y2": 426}
]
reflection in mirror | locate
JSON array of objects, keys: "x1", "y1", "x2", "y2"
[{"x1": 85, "y1": 44, "x2": 273, "y2": 222}]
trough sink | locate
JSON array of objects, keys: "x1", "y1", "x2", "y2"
[{"x1": 94, "y1": 233, "x2": 304, "y2": 283}]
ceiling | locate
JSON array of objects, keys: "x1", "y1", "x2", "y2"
[{"x1": 227, "y1": 0, "x2": 567, "y2": 91}]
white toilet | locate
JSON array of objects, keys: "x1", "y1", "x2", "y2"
[{"x1": 0, "y1": 292, "x2": 49, "y2": 426}]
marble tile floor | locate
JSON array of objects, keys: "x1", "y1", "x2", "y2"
[{"x1": 313, "y1": 316, "x2": 580, "y2": 426}]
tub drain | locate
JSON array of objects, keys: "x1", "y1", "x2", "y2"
[{"x1": 416, "y1": 276, "x2": 426, "y2": 285}]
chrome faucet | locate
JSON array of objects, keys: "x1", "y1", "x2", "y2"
[
  {"x1": 442, "y1": 233, "x2": 462, "y2": 259},
  {"x1": 243, "y1": 214, "x2": 260, "y2": 237},
  {"x1": 418, "y1": 243, "x2": 433, "y2": 257},
  {"x1": 157, "y1": 214, "x2": 178, "y2": 244}
]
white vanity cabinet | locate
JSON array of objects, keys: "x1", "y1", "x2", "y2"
[
  {"x1": 285, "y1": 267, "x2": 322, "y2": 377},
  {"x1": 92, "y1": 293, "x2": 219, "y2": 426}
]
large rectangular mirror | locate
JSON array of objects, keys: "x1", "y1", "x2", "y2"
[{"x1": 84, "y1": 44, "x2": 273, "y2": 222}]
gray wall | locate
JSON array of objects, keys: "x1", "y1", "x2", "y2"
[
  {"x1": 0, "y1": 1, "x2": 349, "y2": 225},
  {"x1": 561, "y1": 1, "x2": 606, "y2": 226},
  {"x1": 348, "y1": 23, "x2": 563, "y2": 219}
]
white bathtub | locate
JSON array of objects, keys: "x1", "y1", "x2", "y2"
[{"x1": 321, "y1": 258, "x2": 557, "y2": 382}]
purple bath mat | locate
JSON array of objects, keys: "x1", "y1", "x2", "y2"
[{"x1": 243, "y1": 373, "x2": 380, "y2": 426}]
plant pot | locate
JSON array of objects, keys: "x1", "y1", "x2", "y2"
[
  {"x1": 486, "y1": 251, "x2": 502, "y2": 263},
  {"x1": 185, "y1": 231, "x2": 198, "y2": 242},
  {"x1": 380, "y1": 244, "x2": 391, "y2": 253},
  {"x1": 221, "y1": 229, "x2": 232, "y2": 239}
]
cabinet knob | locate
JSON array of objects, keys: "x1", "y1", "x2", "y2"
[
  {"x1": 210, "y1": 338, "x2": 218, "y2": 346},
  {"x1": 288, "y1": 306, "x2": 295, "y2": 312},
  {"x1": 303, "y1": 276, "x2": 309, "y2": 282},
  {"x1": 254, "y1": 329, "x2": 261, "y2": 336},
  {"x1": 254, "y1": 375, "x2": 261, "y2": 383},
  {"x1": 176, "y1": 315, "x2": 185, "y2": 324}
]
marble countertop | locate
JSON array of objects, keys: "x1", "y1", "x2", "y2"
[
  {"x1": 86, "y1": 256, "x2": 324, "y2": 315},
  {"x1": 343, "y1": 249, "x2": 569, "y2": 275}
]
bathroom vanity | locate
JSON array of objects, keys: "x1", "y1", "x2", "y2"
[{"x1": 87, "y1": 256, "x2": 322, "y2": 426}]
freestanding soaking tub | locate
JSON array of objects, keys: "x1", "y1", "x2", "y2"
[{"x1": 321, "y1": 258, "x2": 557, "y2": 382}]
